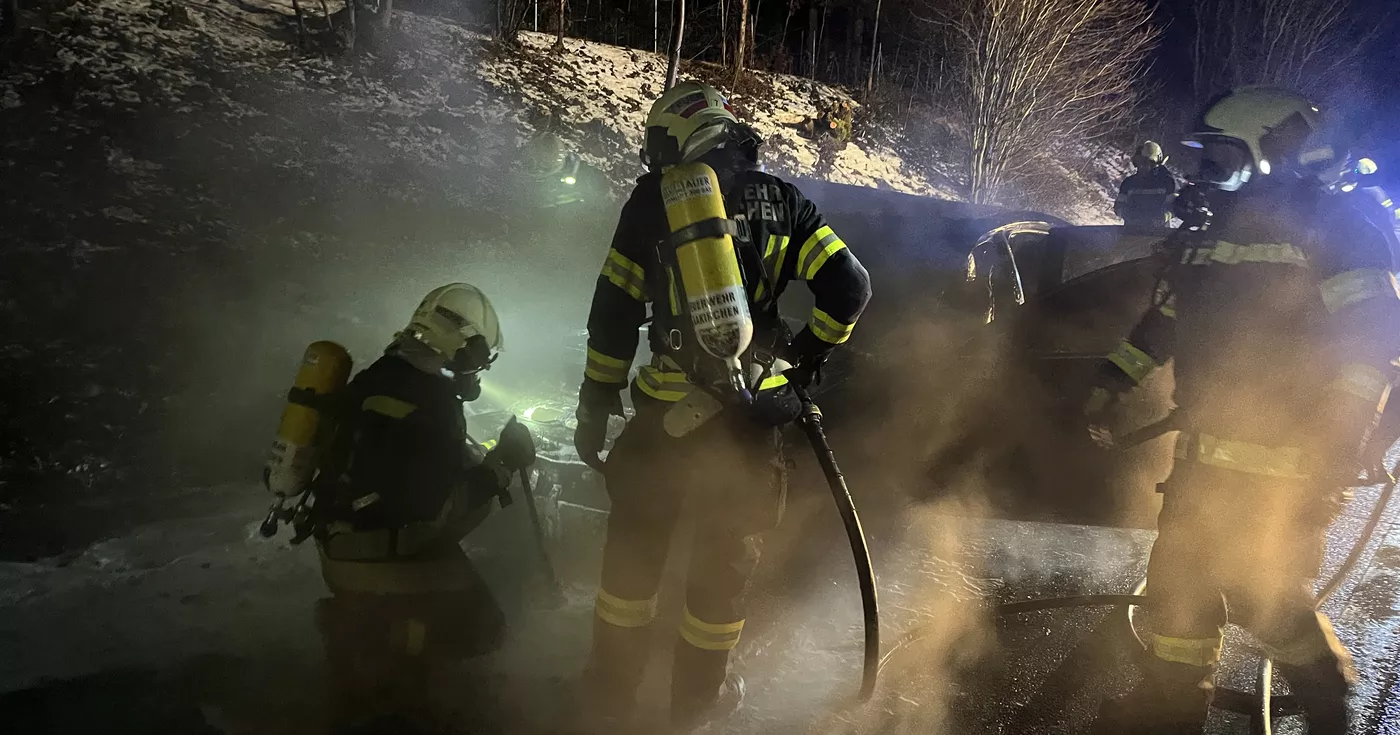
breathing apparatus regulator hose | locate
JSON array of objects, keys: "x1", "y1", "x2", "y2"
[{"x1": 792, "y1": 382, "x2": 880, "y2": 701}]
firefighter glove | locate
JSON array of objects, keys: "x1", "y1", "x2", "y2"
[
  {"x1": 782, "y1": 329, "x2": 832, "y2": 389},
  {"x1": 1084, "y1": 387, "x2": 1118, "y2": 449},
  {"x1": 488, "y1": 416, "x2": 537, "y2": 471},
  {"x1": 1083, "y1": 387, "x2": 1116, "y2": 418},
  {"x1": 574, "y1": 381, "x2": 622, "y2": 471},
  {"x1": 574, "y1": 415, "x2": 608, "y2": 471}
]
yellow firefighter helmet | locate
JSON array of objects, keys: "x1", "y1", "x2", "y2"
[
  {"x1": 1134, "y1": 141, "x2": 1165, "y2": 167},
  {"x1": 643, "y1": 81, "x2": 741, "y2": 170}
]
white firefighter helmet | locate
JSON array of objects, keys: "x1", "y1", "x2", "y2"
[
  {"x1": 1134, "y1": 141, "x2": 1166, "y2": 167},
  {"x1": 1183, "y1": 87, "x2": 1330, "y2": 191},
  {"x1": 642, "y1": 81, "x2": 741, "y2": 169},
  {"x1": 395, "y1": 283, "x2": 503, "y2": 375}
]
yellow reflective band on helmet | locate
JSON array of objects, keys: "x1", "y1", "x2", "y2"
[
  {"x1": 1327, "y1": 362, "x2": 1390, "y2": 404},
  {"x1": 601, "y1": 248, "x2": 649, "y2": 302},
  {"x1": 585, "y1": 347, "x2": 631, "y2": 384},
  {"x1": 1319, "y1": 268, "x2": 1399, "y2": 314},
  {"x1": 1151, "y1": 633, "x2": 1223, "y2": 667},
  {"x1": 1174, "y1": 432, "x2": 1311, "y2": 479},
  {"x1": 636, "y1": 365, "x2": 694, "y2": 402},
  {"x1": 810, "y1": 307, "x2": 855, "y2": 345},
  {"x1": 679, "y1": 608, "x2": 745, "y2": 651},
  {"x1": 1181, "y1": 241, "x2": 1307, "y2": 267},
  {"x1": 755, "y1": 234, "x2": 791, "y2": 302},
  {"x1": 798, "y1": 226, "x2": 847, "y2": 280},
  {"x1": 759, "y1": 373, "x2": 789, "y2": 391},
  {"x1": 362, "y1": 395, "x2": 417, "y2": 419},
  {"x1": 1107, "y1": 340, "x2": 1158, "y2": 384},
  {"x1": 595, "y1": 589, "x2": 658, "y2": 629}
]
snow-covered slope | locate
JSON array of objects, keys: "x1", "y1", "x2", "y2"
[
  {"x1": 1, "y1": 0, "x2": 1113, "y2": 214},
  {"x1": 481, "y1": 31, "x2": 960, "y2": 198}
]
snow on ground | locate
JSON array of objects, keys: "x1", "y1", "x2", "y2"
[
  {"x1": 479, "y1": 31, "x2": 962, "y2": 198},
  {"x1": 2, "y1": 0, "x2": 1113, "y2": 215}
]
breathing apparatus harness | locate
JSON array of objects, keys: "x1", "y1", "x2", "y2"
[
  {"x1": 646, "y1": 217, "x2": 787, "y2": 403},
  {"x1": 260, "y1": 334, "x2": 508, "y2": 545},
  {"x1": 645, "y1": 134, "x2": 787, "y2": 407}
]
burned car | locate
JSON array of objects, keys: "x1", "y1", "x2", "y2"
[{"x1": 945, "y1": 224, "x2": 1176, "y2": 527}]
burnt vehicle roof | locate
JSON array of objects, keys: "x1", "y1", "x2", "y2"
[
  {"x1": 998, "y1": 225, "x2": 1166, "y2": 302},
  {"x1": 793, "y1": 177, "x2": 1069, "y2": 273}
]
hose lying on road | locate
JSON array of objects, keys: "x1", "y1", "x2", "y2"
[{"x1": 793, "y1": 383, "x2": 880, "y2": 703}]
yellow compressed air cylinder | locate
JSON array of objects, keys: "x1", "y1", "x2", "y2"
[
  {"x1": 660, "y1": 162, "x2": 754, "y2": 375},
  {"x1": 264, "y1": 340, "x2": 352, "y2": 497}
]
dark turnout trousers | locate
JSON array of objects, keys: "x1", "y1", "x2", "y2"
[
  {"x1": 581, "y1": 406, "x2": 785, "y2": 727},
  {"x1": 316, "y1": 546, "x2": 506, "y2": 732},
  {"x1": 1098, "y1": 456, "x2": 1355, "y2": 735}
]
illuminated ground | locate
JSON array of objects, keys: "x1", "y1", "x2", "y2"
[
  {"x1": 2, "y1": 446, "x2": 1399, "y2": 733},
  {"x1": 1, "y1": 2, "x2": 1396, "y2": 731}
]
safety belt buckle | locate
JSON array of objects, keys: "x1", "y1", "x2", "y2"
[{"x1": 668, "y1": 328, "x2": 683, "y2": 351}]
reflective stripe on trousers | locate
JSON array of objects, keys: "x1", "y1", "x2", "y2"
[
  {"x1": 678, "y1": 607, "x2": 745, "y2": 651},
  {"x1": 1150, "y1": 632, "x2": 1222, "y2": 668},
  {"x1": 594, "y1": 589, "x2": 659, "y2": 629}
]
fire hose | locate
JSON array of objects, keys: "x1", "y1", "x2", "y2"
[
  {"x1": 877, "y1": 413, "x2": 1398, "y2": 730},
  {"x1": 793, "y1": 383, "x2": 881, "y2": 702}
]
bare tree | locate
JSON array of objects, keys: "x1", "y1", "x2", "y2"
[
  {"x1": 666, "y1": 0, "x2": 686, "y2": 89},
  {"x1": 496, "y1": 0, "x2": 537, "y2": 42},
  {"x1": 552, "y1": 0, "x2": 566, "y2": 51},
  {"x1": 866, "y1": 0, "x2": 883, "y2": 94},
  {"x1": 732, "y1": 0, "x2": 750, "y2": 85},
  {"x1": 719, "y1": 0, "x2": 727, "y2": 65},
  {"x1": 780, "y1": 0, "x2": 799, "y2": 51},
  {"x1": 1190, "y1": 0, "x2": 1382, "y2": 102},
  {"x1": 919, "y1": 0, "x2": 1159, "y2": 203}
]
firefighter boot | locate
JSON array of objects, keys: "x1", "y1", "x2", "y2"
[
  {"x1": 573, "y1": 612, "x2": 655, "y2": 734},
  {"x1": 1091, "y1": 658, "x2": 1214, "y2": 735},
  {"x1": 671, "y1": 672, "x2": 745, "y2": 733},
  {"x1": 1275, "y1": 653, "x2": 1354, "y2": 735}
]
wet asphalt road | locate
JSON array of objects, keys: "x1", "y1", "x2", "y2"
[{"x1": 2, "y1": 447, "x2": 1399, "y2": 734}]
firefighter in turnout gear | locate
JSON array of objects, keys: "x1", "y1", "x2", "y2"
[
  {"x1": 524, "y1": 131, "x2": 591, "y2": 208},
  {"x1": 307, "y1": 284, "x2": 536, "y2": 733},
  {"x1": 1086, "y1": 88, "x2": 1400, "y2": 734},
  {"x1": 1116, "y1": 141, "x2": 1179, "y2": 232},
  {"x1": 572, "y1": 81, "x2": 872, "y2": 731}
]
